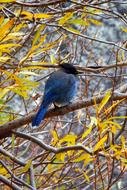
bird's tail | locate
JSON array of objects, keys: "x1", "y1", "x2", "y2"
[{"x1": 32, "y1": 103, "x2": 49, "y2": 127}]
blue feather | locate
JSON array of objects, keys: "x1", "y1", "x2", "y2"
[
  {"x1": 32, "y1": 103, "x2": 48, "y2": 126},
  {"x1": 32, "y1": 63, "x2": 78, "y2": 127},
  {"x1": 32, "y1": 92, "x2": 58, "y2": 126}
]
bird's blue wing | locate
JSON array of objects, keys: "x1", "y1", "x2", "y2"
[
  {"x1": 44, "y1": 71, "x2": 73, "y2": 96},
  {"x1": 32, "y1": 70, "x2": 77, "y2": 127},
  {"x1": 44, "y1": 70, "x2": 77, "y2": 105}
]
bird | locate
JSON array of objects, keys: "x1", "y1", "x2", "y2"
[{"x1": 32, "y1": 63, "x2": 79, "y2": 127}]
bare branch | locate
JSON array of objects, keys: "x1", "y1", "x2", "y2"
[
  {"x1": 0, "y1": 146, "x2": 26, "y2": 166},
  {"x1": 0, "y1": 160, "x2": 34, "y2": 190},
  {"x1": 14, "y1": 0, "x2": 67, "y2": 7},
  {"x1": 12, "y1": 131, "x2": 92, "y2": 155},
  {"x1": 0, "y1": 175, "x2": 21, "y2": 190},
  {"x1": 29, "y1": 165, "x2": 37, "y2": 190}
]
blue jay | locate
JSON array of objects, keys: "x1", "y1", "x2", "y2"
[{"x1": 32, "y1": 63, "x2": 79, "y2": 127}]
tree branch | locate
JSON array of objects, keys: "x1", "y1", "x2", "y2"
[
  {"x1": 0, "y1": 160, "x2": 34, "y2": 190},
  {"x1": 15, "y1": 0, "x2": 67, "y2": 7},
  {"x1": 0, "y1": 93, "x2": 126, "y2": 139},
  {"x1": 12, "y1": 131, "x2": 92, "y2": 155}
]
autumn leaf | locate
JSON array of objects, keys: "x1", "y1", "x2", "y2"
[
  {"x1": 18, "y1": 160, "x2": 32, "y2": 174},
  {"x1": 0, "y1": 0, "x2": 15, "y2": 2},
  {"x1": 59, "y1": 12, "x2": 73, "y2": 25},
  {"x1": 94, "y1": 136, "x2": 107, "y2": 152},
  {"x1": 34, "y1": 13, "x2": 52, "y2": 19},
  {"x1": 98, "y1": 90, "x2": 111, "y2": 113}
]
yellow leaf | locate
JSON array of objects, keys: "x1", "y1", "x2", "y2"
[
  {"x1": 82, "y1": 125, "x2": 92, "y2": 139},
  {"x1": 83, "y1": 172, "x2": 90, "y2": 183},
  {"x1": 59, "y1": 134, "x2": 77, "y2": 145},
  {"x1": 32, "y1": 25, "x2": 45, "y2": 46},
  {"x1": 110, "y1": 144, "x2": 120, "y2": 152},
  {"x1": 0, "y1": 165, "x2": 8, "y2": 175},
  {"x1": 59, "y1": 12, "x2": 73, "y2": 25},
  {"x1": 0, "y1": 43, "x2": 20, "y2": 49},
  {"x1": 21, "y1": 11, "x2": 33, "y2": 20},
  {"x1": 9, "y1": 86, "x2": 29, "y2": 99},
  {"x1": 114, "y1": 150, "x2": 121, "y2": 160},
  {"x1": 0, "y1": 88, "x2": 10, "y2": 99},
  {"x1": 104, "y1": 98, "x2": 125, "y2": 115},
  {"x1": 2, "y1": 33, "x2": 23, "y2": 42},
  {"x1": 98, "y1": 90, "x2": 111, "y2": 113},
  {"x1": 88, "y1": 18, "x2": 102, "y2": 25},
  {"x1": 68, "y1": 19, "x2": 89, "y2": 27},
  {"x1": 34, "y1": 13, "x2": 52, "y2": 19},
  {"x1": 121, "y1": 135, "x2": 125, "y2": 149},
  {"x1": 56, "y1": 153, "x2": 65, "y2": 162},
  {"x1": 0, "y1": 16, "x2": 4, "y2": 25},
  {"x1": 30, "y1": 34, "x2": 47, "y2": 53},
  {"x1": 84, "y1": 154, "x2": 93, "y2": 167},
  {"x1": 14, "y1": 23, "x2": 26, "y2": 32},
  {"x1": 120, "y1": 158, "x2": 127, "y2": 164},
  {"x1": 51, "y1": 130, "x2": 59, "y2": 145},
  {"x1": 0, "y1": 56, "x2": 10, "y2": 62},
  {"x1": 0, "y1": 18, "x2": 15, "y2": 39},
  {"x1": 108, "y1": 115, "x2": 127, "y2": 120},
  {"x1": 102, "y1": 121, "x2": 122, "y2": 130},
  {"x1": 111, "y1": 125, "x2": 117, "y2": 134},
  {"x1": 120, "y1": 27, "x2": 127, "y2": 33},
  {"x1": 0, "y1": 0, "x2": 15, "y2": 2},
  {"x1": 73, "y1": 153, "x2": 90, "y2": 162},
  {"x1": 94, "y1": 136, "x2": 107, "y2": 152},
  {"x1": 18, "y1": 160, "x2": 32, "y2": 174}
]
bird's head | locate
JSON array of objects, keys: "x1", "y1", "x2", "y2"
[{"x1": 60, "y1": 63, "x2": 79, "y2": 75}]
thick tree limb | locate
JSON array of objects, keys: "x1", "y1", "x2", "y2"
[{"x1": 0, "y1": 93, "x2": 126, "y2": 139}]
